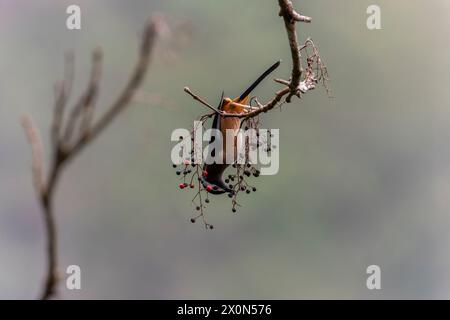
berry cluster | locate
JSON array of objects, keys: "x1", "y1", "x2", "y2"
[
  {"x1": 173, "y1": 160, "x2": 263, "y2": 229},
  {"x1": 173, "y1": 112, "x2": 276, "y2": 228}
]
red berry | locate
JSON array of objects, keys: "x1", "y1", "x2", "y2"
[
  {"x1": 179, "y1": 183, "x2": 185, "y2": 189},
  {"x1": 203, "y1": 170, "x2": 208, "y2": 177},
  {"x1": 206, "y1": 185, "x2": 213, "y2": 192},
  {"x1": 190, "y1": 184, "x2": 195, "y2": 189}
]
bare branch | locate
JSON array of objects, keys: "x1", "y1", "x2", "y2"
[
  {"x1": 63, "y1": 47, "x2": 103, "y2": 144},
  {"x1": 278, "y1": 0, "x2": 305, "y2": 101},
  {"x1": 278, "y1": 0, "x2": 312, "y2": 23},
  {"x1": 184, "y1": 86, "x2": 289, "y2": 119},
  {"x1": 184, "y1": 0, "x2": 328, "y2": 120},
  {"x1": 80, "y1": 47, "x2": 102, "y2": 135},
  {"x1": 184, "y1": 87, "x2": 221, "y2": 114},
  {"x1": 274, "y1": 78, "x2": 291, "y2": 86},
  {"x1": 51, "y1": 52, "x2": 74, "y2": 145},
  {"x1": 22, "y1": 17, "x2": 158, "y2": 300},
  {"x1": 21, "y1": 115, "x2": 45, "y2": 193},
  {"x1": 70, "y1": 19, "x2": 157, "y2": 156}
]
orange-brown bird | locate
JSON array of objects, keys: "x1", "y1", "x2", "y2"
[{"x1": 202, "y1": 61, "x2": 280, "y2": 194}]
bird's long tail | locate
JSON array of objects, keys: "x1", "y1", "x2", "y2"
[{"x1": 238, "y1": 60, "x2": 281, "y2": 102}]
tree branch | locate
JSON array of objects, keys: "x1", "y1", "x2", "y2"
[
  {"x1": 21, "y1": 18, "x2": 158, "y2": 300},
  {"x1": 184, "y1": 0, "x2": 327, "y2": 118},
  {"x1": 278, "y1": 0, "x2": 309, "y2": 101}
]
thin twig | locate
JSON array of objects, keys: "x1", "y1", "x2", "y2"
[
  {"x1": 21, "y1": 115, "x2": 45, "y2": 193},
  {"x1": 63, "y1": 47, "x2": 102, "y2": 144},
  {"x1": 51, "y1": 52, "x2": 74, "y2": 146},
  {"x1": 183, "y1": 87, "x2": 221, "y2": 114}
]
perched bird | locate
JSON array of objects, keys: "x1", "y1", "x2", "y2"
[{"x1": 202, "y1": 61, "x2": 280, "y2": 194}]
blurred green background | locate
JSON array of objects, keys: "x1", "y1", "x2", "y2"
[{"x1": 1, "y1": 0, "x2": 450, "y2": 299}]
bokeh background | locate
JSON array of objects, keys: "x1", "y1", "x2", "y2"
[{"x1": 1, "y1": 0, "x2": 450, "y2": 299}]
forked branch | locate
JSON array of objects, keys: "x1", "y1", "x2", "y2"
[
  {"x1": 21, "y1": 18, "x2": 158, "y2": 300},
  {"x1": 184, "y1": 0, "x2": 329, "y2": 116}
]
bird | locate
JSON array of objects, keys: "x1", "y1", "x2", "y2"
[{"x1": 201, "y1": 60, "x2": 280, "y2": 194}]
